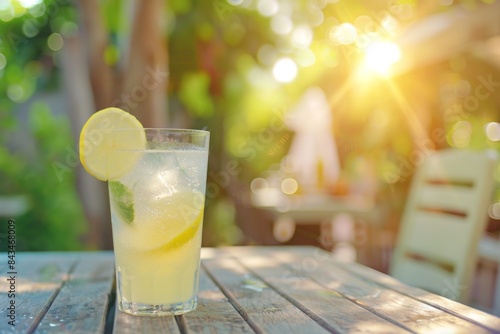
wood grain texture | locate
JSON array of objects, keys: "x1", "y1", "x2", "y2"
[
  {"x1": 35, "y1": 252, "x2": 115, "y2": 334},
  {"x1": 224, "y1": 247, "x2": 409, "y2": 333},
  {"x1": 180, "y1": 266, "x2": 254, "y2": 334},
  {"x1": 0, "y1": 252, "x2": 77, "y2": 333},
  {"x1": 202, "y1": 254, "x2": 331, "y2": 333},
  {"x1": 336, "y1": 256, "x2": 500, "y2": 333},
  {"x1": 251, "y1": 246, "x2": 500, "y2": 334}
]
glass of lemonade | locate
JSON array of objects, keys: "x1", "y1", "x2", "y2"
[{"x1": 108, "y1": 128, "x2": 209, "y2": 316}]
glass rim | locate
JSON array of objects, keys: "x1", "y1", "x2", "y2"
[
  {"x1": 109, "y1": 127, "x2": 209, "y2": 152},
  {"x1": 113, "y1": 128, "x2": 210, "y2": 135}
]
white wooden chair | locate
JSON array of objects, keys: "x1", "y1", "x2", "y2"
[{"x1": 390, "y1": 149, "x2": 497, "y2": 304}]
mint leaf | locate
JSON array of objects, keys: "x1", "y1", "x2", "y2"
[{"x1": 109, "y1": 181, "x2": 134, "y2": 224}]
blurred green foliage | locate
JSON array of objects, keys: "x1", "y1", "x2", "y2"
[
  {"x1": 0, "y1": 0, "x2": 85, "y2": 250},
  {"x1": 0, "y1": 102, "x2": 86, "y2": 250}
]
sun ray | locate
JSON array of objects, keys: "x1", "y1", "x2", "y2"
[
  {"x1": 385, "y1": 79, "x2": 430, "y2": 145},
  {"x1": 327, "y1": 73, "x2": 356, "y2": 111}
]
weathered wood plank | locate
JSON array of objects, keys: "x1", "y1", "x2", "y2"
[
  {"x1": 113, "y1": 308, "x2": 180, "y2": 334},
  {"x1": 248, "y1": 246, "x2": 496, "y2": 334},
  {"x1": 226, "y1": 248, "x2": 410, "y2": 333},
  {"x1": 202, "y1": 254, "x2": 331, "y2": 334},
  {"x1": 0, "y1": 252, "x2": 77, "y2": 333},
  {"x1": 276, "y1": 246, "x2": 500, "y2": 332},
  {"x1": 34, "y1": 252, "x2": 115, "y2": 334},
  {"x1": 180, "y1": 266, "x2": 254, "y2": 333},
  {"x1": 336, "y1": 258, "x2": 500, "y2": 333}
]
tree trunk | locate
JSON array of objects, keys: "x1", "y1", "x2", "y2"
[
  {"x1": 122, "y1": 0, "x2": 169, "y2": 127},
  {"x1": 77, "y1": 0, "x2": 114, "y2": 110},
  {"x1": 61, "y1": 35, "x2": 112, "y2": 249}
]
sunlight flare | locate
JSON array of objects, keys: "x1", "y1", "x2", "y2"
[{"x1": 363, "y1": 41, "x2": 401, "y2": 75}]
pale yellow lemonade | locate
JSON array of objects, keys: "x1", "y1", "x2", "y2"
[
  {"x1": 109, "y1": 144, "x2": 208, "y2": 313},
  {"x1": 79, "y1": 108, "x2": 209, "y2": 316}
]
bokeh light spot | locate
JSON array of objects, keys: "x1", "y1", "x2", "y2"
[
  {"x1": 331, "y1": 23, "x2": 357, "y2": 45},
  {"x1": 19, "y1": 0, "x2": 43, "y2": 8},
  {"x1": 485, "y1": 122, "x2": 500, "y2": 141},
  {"x1": 257, "y1": 0, "x2": 278, "y2": 17},
  {"x1": 60, "y1": 21, "x2": 79, "y2": 38},
  {"x1": 272, "y1": 58, "x2": 297, "y2": 83},
  {"x1": 291, "y1": 25, "x2": 313, "y2": 49},
  {"x1": 281, "y1": 178, "x2": 298, "y2": 195},
  {"x1": 47, "y1": 33, "x2": 63, "y2": 51},
  {"x1": 0, "y1": 10, "x2": 14, "y2": 22},
  {"x1": 22, "y1": 20, "x2": 39, "y2": 37},
  {"x1": 489, "y1": 202, "x2": 500, "y2": 220},
  {"x1": 0, "y1": 1, "x2": 10, "y2": 11},
  {"x1": 0, "y1": 1, "x2": 14, "y2": 22},
  {"x1": 309, "y1": 8, "x2": 324, "y2": 27},
  {"x1": 28, "y1": 2, "x2": 44, "y2": 17},
  {"x1": 271, "y1": 14, "x2": 292, "y2": 35},
  {"x1": 7, "y1": 84, "x2": 24, "y2": 102},
  {"x1": 251, "y1": 178, "x2": 268, "y2": 193}
]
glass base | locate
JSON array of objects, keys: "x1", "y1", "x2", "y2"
[{"x1": 118, "y1": 296, "x2": 198, "y2": 317}]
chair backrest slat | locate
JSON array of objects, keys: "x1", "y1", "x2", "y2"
[
  {"x1": 416, "y1": 184, "x2": 474, "y2": 216},
  {"x1": 390, "y1": 149, "x2": 497, "y2": 303}
]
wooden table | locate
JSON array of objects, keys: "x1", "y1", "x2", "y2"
[{"x1": 1, "y1": 246, "x2": 500, "y2": 333}]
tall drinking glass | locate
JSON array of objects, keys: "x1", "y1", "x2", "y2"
[{"x1": 108, "y1": 128, "x2": 209, "y2": 316}]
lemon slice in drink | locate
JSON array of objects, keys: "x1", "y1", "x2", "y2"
[
  {"x1": 121, "y1": 190, "x2": 205, "y2": 252},
  {"x1": 79, "y1": 107, "x2": 146, "y2": 181},
  {"x1": 154, "y1": 208, "x2": 204, "y2": 253}
]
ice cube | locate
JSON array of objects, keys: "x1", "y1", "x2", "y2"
[
  {"x1": 117, "y1": 143, "x2": 207, "y2": 230},
  {"x1": 121, "y1": 151, "x2": 187, "y2": 199}
]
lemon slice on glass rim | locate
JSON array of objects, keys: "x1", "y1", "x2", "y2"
[{"x1": 79, "y1": 107, "x2": 146, "y2": 181}]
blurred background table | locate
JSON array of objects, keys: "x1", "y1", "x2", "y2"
[{"x1": 252, "y1": 193, "x2": 382, "y2": 241}]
